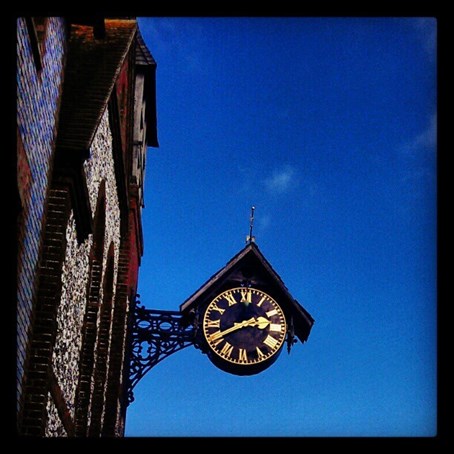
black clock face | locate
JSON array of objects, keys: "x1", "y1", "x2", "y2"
[{"x1": 202, "y1": 287, "x2": 286, "y2": 369}]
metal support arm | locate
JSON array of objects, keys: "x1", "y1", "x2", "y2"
[
  {"x1": 126, "y1": 297, "x2": 298, "y2": 404},
  {"x1": 127, "y1": 303, "x2": 195, "y2": 404}
]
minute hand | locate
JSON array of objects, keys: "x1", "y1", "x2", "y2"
[{"x1": 209, "y1": 317, "x2": 270, "y2": 342}]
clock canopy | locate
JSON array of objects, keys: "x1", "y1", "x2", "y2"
[{"x1": 180, "y1": 242, "x2": 314, "y2": 346}]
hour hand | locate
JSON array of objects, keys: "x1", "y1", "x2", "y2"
[
  {"x1": 252, "y1": 316, "x2": 271, "y2": 330},
  {"x1": 209, "y1": 318, "x2": 253, "y2": 341},
  {"x1": 209, "y1": 316, "x2": 270, "y2": 342}
]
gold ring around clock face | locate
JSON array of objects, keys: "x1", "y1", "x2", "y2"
[{"x1": 202, "y1": 287, "x2": 287, "y2": 366}]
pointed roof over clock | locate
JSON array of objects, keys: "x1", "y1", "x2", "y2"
[{"x1": 180, "y1": 242, "x2": 314, "y2": 344}]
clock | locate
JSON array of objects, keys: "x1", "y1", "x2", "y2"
[{"x1": 202, "y1": 287, "x2": 287, "y2": 375}]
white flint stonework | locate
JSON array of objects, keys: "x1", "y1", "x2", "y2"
[
  {"x1": 45, "y1": 392, "x2": 67, "y2": 437},
  {"x1": 52, "y1": 212, "x2": 91, "y2": 418},
  {"x1": 84, "y1": 106, "x2": 121, "y2": 424},
  {"x1": 84, "y1": 106, "x2": 121, "y2": 282},
  {"x1": 50, "y1": 105, "x2": 122, "y2": 431}
]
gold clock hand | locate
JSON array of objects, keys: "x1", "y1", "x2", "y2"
[
  {"x1": 209, "y1": 316, "x2": 270, "y2": 342},
  {"x1": 253, "y1": 316, "x2": 271, "y2": 330},
  {"x1": 209, "y1": 317, "x2": 256, "y2": 341}
]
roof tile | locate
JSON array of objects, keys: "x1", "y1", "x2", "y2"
[{"x1": 57, "y1": 19, "x2": 137, "y2": 152}]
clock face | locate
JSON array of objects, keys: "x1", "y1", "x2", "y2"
[{"x1": 202, "y1": 287, "x2": 287, "y2": 372}]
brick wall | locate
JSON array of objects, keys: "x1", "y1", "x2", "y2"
[
  {"x1": 73, "y1": 185, "x2": 106, "y2": 436},
  {"x1": 19, "y1": 186, "x2": 72, "y2": 436},
  {"x1": 16, "y1": 17, "x2": 67, "y2": 411},
  {"x1": 88, "y1": 248, "x2": 115, "y2": 436},
  {"x1": 19, "y1": 105, "x2": 124, "y2": 436},
  {"x1": 83, "y1": 108, "x2": 122, "y2": 435},
  {"x1": 102, "y1": 229, "x2": 133, "y2": 436},
  {"x1": 17, "y1": 20, "x2": 154, "y2": 436}
]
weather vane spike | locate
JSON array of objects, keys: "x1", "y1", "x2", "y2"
[{"x1": 246, "y1": 206, "x2": 256, "y2": 244}]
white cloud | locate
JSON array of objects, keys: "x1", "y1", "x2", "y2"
[
  {"x1": 402, "y1": 113, "x2": 437, "y2": 155},
  {"x1": 265, "y1": 165, "x2": 297, "y2": 195},
  {"x1": 139, "y1": 18, "x2": 173, "y2": 54},
  {"x1": 412, "y1": 18, "x2": 437, "y2": 59},
  {"x1": 257, "y1": 213, "x2": 271, "y2": 232},
  {"x1": 400, "y1": 113, "x2": 437, "y2": 191},
  {"x1": 139, "y1": 18, "x2": 203, "y2": 75}
]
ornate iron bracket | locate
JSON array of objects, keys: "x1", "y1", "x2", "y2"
[
  {"x1": 127, "y1": 300, "x2": 195, "y2": 404},
  {"x1": 126, "y1": 296, "x2": 298, "y2": 404}
]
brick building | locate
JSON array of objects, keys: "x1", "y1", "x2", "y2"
[{"x1": 16, "y1": 17, "x2": 158, "y2": 436}]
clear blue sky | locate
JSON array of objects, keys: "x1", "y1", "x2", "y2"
[{"x1": 125, "y1": 17, "x2": 437, "y2": 437}]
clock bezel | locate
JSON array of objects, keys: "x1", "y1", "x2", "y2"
[{"x1": 202, "y1": 286, "x2": 287, "y2": 375}]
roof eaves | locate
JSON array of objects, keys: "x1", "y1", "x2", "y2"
[{"x1": 57, "y1": 20, "x2": 137, "y2": 152}]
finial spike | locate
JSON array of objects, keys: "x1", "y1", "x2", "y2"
[{"x1": 246, "y1": 206, "x2": 256, "y2": 244}]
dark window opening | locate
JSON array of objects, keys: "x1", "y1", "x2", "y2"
[{"x1": 25, "y1": 17, "x2": 48, "y2": 73}]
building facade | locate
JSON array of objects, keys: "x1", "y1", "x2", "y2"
[{"x1": 16, "y1": 17, "x2": 158, "y2": 436}]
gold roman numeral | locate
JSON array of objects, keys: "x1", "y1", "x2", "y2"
[
  {"x1": 266, "y1": 308, "x2": 278, "y2": 317},
  {"x1": 223, "y1": 292, "x2": 237, "y2": 306},
  {"x1": 263, "y1": 335, "x2": 279, "y2": 349},
  {"x1": 211, "y1": 303, "x2": 225, "y2": 315},
  {"x1": 269, "y1": 323, "x2": 282, "y2": 333},
  {"x1": 240, "y1": 289, "x2": 252, "y2": 303},
  {"x1": 257, "y1": 295, "x2": 267, "y2": 307},
  {"x1": 206, "y1": 319, "x2": 220, "y2": 328},
  {"x1": 256, "y1": 346, "x2": 265, "y2": 358},
  {"x1": 238, "y1": 348, "x2": 248, "y2": 362},
  {"x1": 211, "y1": 336, "x2": 223, "y2": 346},
  {"x1": 220, "y1": 342, "x2": 234, "y2": 357}
]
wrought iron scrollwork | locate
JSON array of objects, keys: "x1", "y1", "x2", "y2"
[
  {"x1": 127, "y1": 300, "x2": 195, "y2": 404},
  {"x1": 126, "y1": 296, "x2": 298, "y2": 404}
]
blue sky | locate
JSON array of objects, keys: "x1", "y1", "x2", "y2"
[{"x1": 125, "y1": 17, "x2": 437, "y2": 437}]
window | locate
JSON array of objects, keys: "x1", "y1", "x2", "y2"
[{"x1": 25, "y1": 17, "x2": 48, "y2": 73}]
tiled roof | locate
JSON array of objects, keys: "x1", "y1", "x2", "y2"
[
  {"x1": 135, "y1": 29, "x2": 156, "y2": 66},
  {"x1": 180, "y1": 242, "x2": 314, "y2": 344},
  {"x1": 57, "y1": 19, "x2": 137, "y2": 152}
]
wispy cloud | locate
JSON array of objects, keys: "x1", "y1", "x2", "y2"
[
  {"x1": 139, "y1": 18, "x2": 204, "y2": 75},
  {"x1": 412, "y1": 18, "x2": 437, "y2": 60},
  {"x1": 257, "y1": 213, "x2": 271, "y2": 232},
  {"x1": 400, "y1": 113, "x2": 437, "y2": 192},
  {"x1": 402, "y1": 113, "x2": 437, "y2": 156},
  {"x1": 139, "y1": 18, "x2": 174, "y2": 54},
  {"x1": 265, "y1": 164, "x2": 297, "y2": 195}
]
